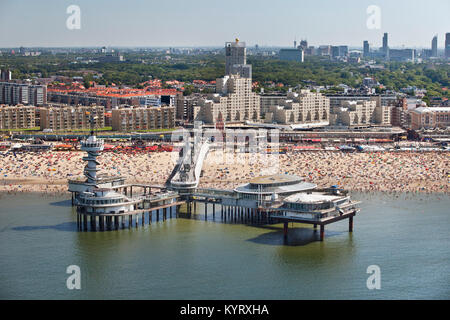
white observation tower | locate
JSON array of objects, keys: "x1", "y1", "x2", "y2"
[{"x1": 80, "y1": 117, "x2": 104, "y2": 184}]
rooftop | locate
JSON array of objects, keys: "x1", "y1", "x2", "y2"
[
  {"x1": 284, "y1": 192, "x2": 344, "y2": 204},
  {"x1": 249, "y1": 174, "x2": 302, "y2": 185}
]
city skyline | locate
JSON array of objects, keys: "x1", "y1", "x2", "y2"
[{"x1": 0, "y1": 0, "x2": 449, "y2": 48}]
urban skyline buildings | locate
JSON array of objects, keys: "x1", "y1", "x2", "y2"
[
  {"x1": 446, "y1": 33, "x2": 450, "y2": 58},
  {"x1": 431, "y1": 35, "x2": 438, "y2": 57}
]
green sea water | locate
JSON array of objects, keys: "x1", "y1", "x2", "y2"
[{"x1": 0, "y1": 192, "x2": 449, "y2": 299}]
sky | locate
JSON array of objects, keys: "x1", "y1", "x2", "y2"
[{"x1": 0, "y1": 0, "x2": 449, "y2": 48}]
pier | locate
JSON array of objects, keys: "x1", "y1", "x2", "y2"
[{"x1": 70, "y1": 124, "x2": 360, "y2": 241}]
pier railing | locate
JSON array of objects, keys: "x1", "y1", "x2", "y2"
[{"x1": 194, "y1": 188, "x2": 238, "y2": 199}]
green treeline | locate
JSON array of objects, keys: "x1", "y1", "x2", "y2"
[{"x1": 0, "y1": 52, "x2": 448, "y2": 98}]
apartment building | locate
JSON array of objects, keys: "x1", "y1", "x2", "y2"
[
  {"x1": 175, "y1": 93, "x2": 205, "y2": 122},
  {"x1": 40, "y1": 105, "x2": 105, "y2": 131},
  {"x1": 197, "y1": 74, "x2": 260, "y2": 123},
  {"x1": 330, "y1": 98, "x2": 391, "y2": 127},
  {"x1": 0, "y1": 82, "x2": 47, "y2": 106},
  {"x1": 260, "y1": 93, "x2": 288, "y2": 118},
  {"x1": 0, "y1": 104, "x2": 36, "y2": 129},
  {"x1": 263, "y1": 90, "x2": 329, "y2": 125},
  {"x1": 111, "y1": 106, "x2": 175, "y2": 131}
]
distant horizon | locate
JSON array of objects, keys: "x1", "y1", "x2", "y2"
[
  {"x1": 0, "y1": 44, "x2": 448, "y2": 51},
  {"x1": 0, "y1": 0, "x2": 449, "y2": 48}
]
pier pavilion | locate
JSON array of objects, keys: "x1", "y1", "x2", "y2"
[{"x1": 69, "y1": 127, "x2": 360, "y2": 241}]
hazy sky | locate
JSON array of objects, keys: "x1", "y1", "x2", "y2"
[{"x1": 0, "y1": 0, "x2": 449, "y2": 48}]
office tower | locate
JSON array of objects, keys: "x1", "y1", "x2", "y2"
[
  {"x1": 299, "y1": 40, "x2": 308, "y2": 50},
  {"x1": 279, "y1": 48, "x2": 304, "y2": 62},
  {"x1": 431, "y1": 35, "x2": 438, "y2": 57},
  {"x1": 446, "y1": 33, "x2": 450, "y2": 58},
  {"x1": 225, "y1": 39, "x2": 251, "y2": 78},
  {"x1": 363, "y1": 41, "x2": 370, "y2": 56},
  {"x1": 382, "y1": 33, "x2": 389, "y2": 58}
]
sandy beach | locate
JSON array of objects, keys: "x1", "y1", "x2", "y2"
[{"x1": 0, "y1": 150, "x2": 448, "y2": 194}]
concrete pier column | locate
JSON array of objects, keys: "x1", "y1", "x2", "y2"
[
  {"x1": 135, "y1": 214, "x2": 138, "y2": 228},
  {"x1": 149, "y1": 211, "x2": 152, "y2": 224},
  {"x1": 114, "y1": 216, "x2": 119, "y2": 229},
  {"x1": 194, "y1": 201, "x2": 197, "y2": 212},
  {"x1": 212, "y1": 203, "x2": 215, "y2": 219},
  {"x1": 163, "y1": 208, "x2": 167, "y2": 221},
  {"x1": 313, "y1": 224, "x2": 317, "y2": 232},
  {"x1": 142, "y1": 213, "x2": 145, "y2": 226},
  {"x1": 320, "y1": 225, "x2": 325, "y2": 241},
  {"x1": 349, "y1": 216, "x2": 353, "y2": 232},
  {"x1": 283, "y1": 222, "x2": 288, "y2": 239},
  {"x1": 129, "y1": 215, "x2": 132, "y2": 228},
  {"x1": 157, "y1": 209, "x2": 160, "y2": 222},
  {"x1": 204, "y1": 203, "x2": 208, "y2": 220},
  {"x1": 83, "y1": 214, "x2": 88, "y2": 231},
  {"x1": 100, "y1": 216, "x2": 104, "y2": 231}
]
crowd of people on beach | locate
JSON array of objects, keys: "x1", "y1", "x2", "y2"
[{"x1": 0, "y1": 149, "x2": 448, "y2": 195}]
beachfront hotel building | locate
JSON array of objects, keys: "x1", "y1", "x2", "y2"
[
  {"x1": 263, "y1": 90, "x2": 329, "y2": 126},
  {"x1": 0, "y1": 104, "x2": 36, "y2": 129},
  {"x1": 410, "y1": 107, "x2": 450, "y2": 130},
  {"x1": 111, "y1": 106, "x2": 175, "y2": 131},
  {"x1": 39, "y1": 105, "x2": 105, "y2": 131}
]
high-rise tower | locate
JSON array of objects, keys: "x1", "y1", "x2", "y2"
[
  {"x1": 431, "y1": 35, "x2": 438, "y2": 57},
  {"x1": 225, "y1": 39, "x2": 252, "y2": 78},
  {"x1": 382, "y1": 33, "x2": 389, "y2": 58},
  {"x1": 446, "y1": 33, "x2": 450, "y2": 58},
  {"x1": 363, "y1": 40, "x2": 370, "y2": 57}
]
